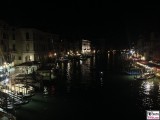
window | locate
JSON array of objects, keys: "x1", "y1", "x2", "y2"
[
  {"x1": 33, "y1": 32, "x2": 35, "y2": 40},
  {"x1": 4, "y1": 45, "x2": 7, "y2": 52},
  {"x1": 19, "y1": 56, "x2": 22, "y2": 60},
  {"x1": 12, "y1": 34, "x2": 15, "y2": 40},
  {"x1": 12, "y1": 44, "x2": 16, "y2": 51},
  {"x1": 12, "y1": 28, "x2": 15, "y2": 31},
  {"x1": 26, "y1": 32, "x2": 29, "y2": 40},
  {"x1": 1, "y1": 40, "x2": 3, "y2": 44},
  {"x1": 3, "y1": 25, "x2": 6, "y2": 29},
  {"x1": 3, "y1": 33, "x2": 6, "y2": 39},
  {"x1": 33, "y1": 43, "x2": 35, "y2": 50},
  {"x1": 12, "y1": 55, "x2": 15, "y2": 60},
  {"x1": 26, "y1": 44, "x2": 29, "y2": 51}
]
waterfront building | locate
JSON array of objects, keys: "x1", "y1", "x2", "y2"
[
  {"x1": 0, "y1": 20, "x2": 59, "y2": 66},
  {"x1": 81, "y1": 39, "x2": 91, "y2": 55}
]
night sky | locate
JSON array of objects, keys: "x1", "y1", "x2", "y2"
[{"x1": 1, "y1": 1, "x2": 160, "y2": 47}]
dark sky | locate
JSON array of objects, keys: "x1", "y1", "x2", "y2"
[{"x1": 1, "y1": 1, "x2": 160, "y2": 46}]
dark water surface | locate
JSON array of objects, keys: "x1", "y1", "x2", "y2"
[{"x1": 16, "y1": 52, "x2": 160, "y2": 120}]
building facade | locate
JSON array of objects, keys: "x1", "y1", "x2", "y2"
[
  {"x1": 135, "y1": 32, "x2": 160, "y2": 61},
  {"x1": 0, "y1": 20, "x2": 59, "y2": 66},
  {"x1": 0, "y1": 20, "x2": 10, "y2": 66},
  {"x1": 0, "y1": 20, "x2": 93, "y2": 67},
  {"x1": 82, "y1": 39, "x2": 91, "y2": 55}
]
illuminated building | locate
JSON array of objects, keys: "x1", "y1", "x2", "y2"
[{"x1": 82, "y1": 39, "x2": 91, "y2": 55}]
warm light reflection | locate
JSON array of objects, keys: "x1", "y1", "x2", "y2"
[
  {"x1": 66, "y1": 62, "x2": 71, "y2": 93},
  {"x1": 107, "y1": 53, "x2": 110, "y2": 65},
  {"x1": 67, "y1": 62, "x2": 71, "y2": 82}
]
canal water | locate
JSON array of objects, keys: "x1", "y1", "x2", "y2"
[{"x1": 16, "y1": 51, "x2": 160, "y2": 120}]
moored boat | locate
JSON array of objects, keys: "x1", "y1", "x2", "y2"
[{"x1": 134, "y1": 73, "x2": 155, "y2": 80}]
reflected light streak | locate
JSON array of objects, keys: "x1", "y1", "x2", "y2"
[
  {"x1": 80, "y1": 60, "x2": 82, "y2": 65},
  {"x1": 140, "y1": 81, "x2": 154, "y2": 95},
  {"x1": 67, "y1": 63, "x2": 71, "y2": 82},
  {"x1": 138, "y1": 81, "x2": 154, "y2": 110},
  {"x1": 100, "y1": 77, "x2": 103, "y2": 87},
  {"x1": 107, "y1": 53, "x2": 110, "y2": 65},
  {"x1": 142, "y1": 97, "x2": 153, "y2": 109},
  {"x1": 158, "y1": 83, "x2": 160, "y2": 107}
]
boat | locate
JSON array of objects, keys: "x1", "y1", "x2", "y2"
[
  {"x1": 122, "y1": 68, "x2": 142, "y2": 75},
  {"x1": 134, "y1": 73, "x2": 155, "y2": 80},
  {"x1": 123, "y1": 71, "x2": 141, "y2": 75},
  {"x1": 134, "y1": 75, "x2": 147, "y2": 80},
  {"x1": 144, "y1": 73, "x2": 155, "y2": 79}
]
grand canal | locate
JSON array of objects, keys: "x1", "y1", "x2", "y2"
[{"x1": 15, "y1": 51, "x2": 160, "y2": 120}]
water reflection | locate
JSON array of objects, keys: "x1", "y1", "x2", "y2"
[
  {"x1": 137, "y1": 80, "x2": 159, "y2": 111},
  {"x1": 157, "y1": 82, "x2": 160, "y2": 107},
  {"x1": 80, "y1": 59, "x2": 92, "y2": 91},
  {"x1": 45, "y1": 52, "x2": 160, "y2": 113},
  {"x1": 100, "y1": 77, "x2": 103, "y2": 87},
  {"x1": 140, "y1": 81, "x2": 154, "y2": 95},
  {"x1": 107, "y1": 53, "x2": 110, "y2": 65},
  {"x1": 53, "y1": 55, "x2": 107, "y2": 95},
  {"x1": 142, "y1": 97, "x2": 154, "y2": 109},
  {"x1": 43, "y1": 86, "x2": 48, "y2": 96},
  {"x1": 66, "y1": 62, "x2": 71, "y2": 93},
  {"x1": 52, "y1": 51, "x2": 122, "y2": 95},
  {"x1": 66, "y1": 62, "x2": 71, "y2": 83}
]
